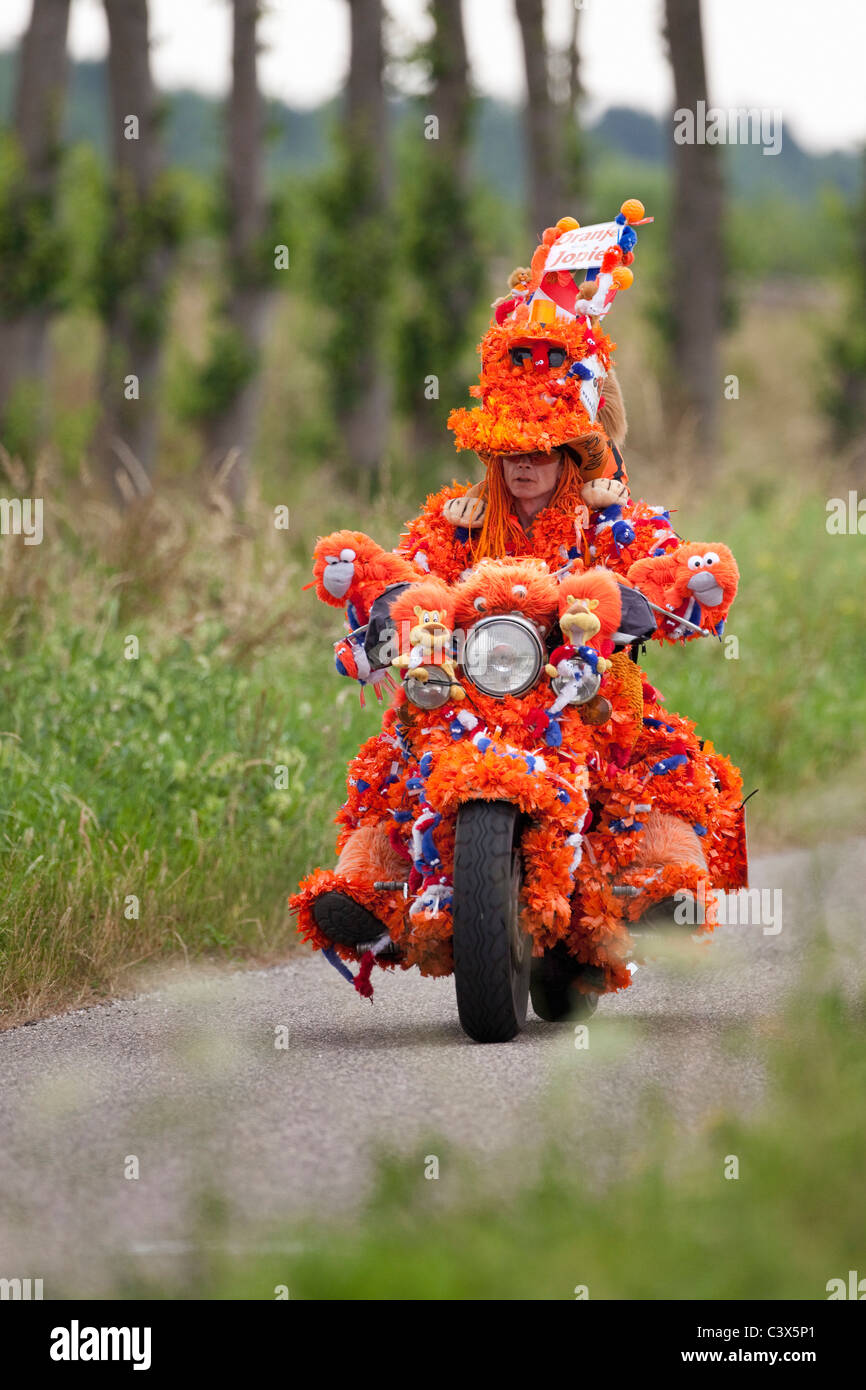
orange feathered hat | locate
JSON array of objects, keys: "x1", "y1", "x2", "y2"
[{"x1": 447, "y1": 201, "x2": 650, "y2": 464}]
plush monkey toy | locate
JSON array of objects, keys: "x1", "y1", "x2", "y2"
[
  {"x1": 311, "y1": 529, "x2": 420, "y2": 623},
  {"x1": 628, "y1": 542, "x2": 739, "y2": 636}
]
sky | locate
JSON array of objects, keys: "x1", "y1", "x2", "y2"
[{"x1": 1, "y1": 0, "x2": 864, "y2": 154}]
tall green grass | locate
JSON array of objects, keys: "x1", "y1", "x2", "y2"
[
  {"x1": 0, "y1": 488, "x2": 379, "y2": 1023},
  {"x1": 0, "y1": 468, "x2": 863, "y2": 1023},
  {"x1": 641, "y1": 481, "x2": 866, "y2": 815},
  {"x1": 0, "y1": 287, "x2": 863, "y2": 1022}
]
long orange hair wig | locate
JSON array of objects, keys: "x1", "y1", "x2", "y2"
[{"x1": 472, "y1": 453, "x2": 585, "y2": 561}]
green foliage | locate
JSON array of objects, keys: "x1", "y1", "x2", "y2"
[
  {"x1": 176, "y1": 181, "x2": 296, "y2": 429},
  {"x1": 312, "y1": 131, "x2": 391, "y2": 417},
  {"x1": 0, "y1": 379, "x2": 43, "y2": 458},
  {"x1": 56, "y1": 143, "x2": 111, "y2": 307},
  {"x1": 727, "y1": 187, "x2": 847, "y2": 279},
  {"x1": 211, "y1": 179, "x2": 297, "y2": 293},
  {"x1": 51, "y1": 398, "x2": 101, "y2": 479},
  {"x1": 641, "y1": 487, "x2": 866, "y2": 800},
  {"x1": 0, "y1": 133, "x2": 68, "y2": 316},
  {"x1": 821, "y1": 156, "x2": 866, "y2": 444},
  {"x1": 0, "y1": 594, "x2": 370, "y2": 1019},
  {"x1": 90, "y1": 168, "x2": 186, "y2": 344},
  {"x1": 823, "y1": 323, "x2": 866, "y2": 441},
  {"x1": 176, "y1": 320, "x2": 259, "y2": 425},
  {"x1": 393, "y1": 118, "x2": 486, "y2": 441}
]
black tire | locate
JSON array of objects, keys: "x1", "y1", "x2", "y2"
[
  {"x1": 530, "y1": 941, "x2": 601, "y2": 1023},
  {"x1": 452, "y1": 800, "x2": 531, "y2": 1043}
]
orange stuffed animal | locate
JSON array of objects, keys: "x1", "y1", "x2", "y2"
[
  {"x1": 389, "y1": 578, "x2": 465, "y2": 700},
  {"x1": 627, "y1": 542, "x2": 739, "y2": 635},
  {"x1": 556, "y1": 568, "x2": 623, "y2": 671},
  {"x1": 311, "y1": 529, "x2": 420, "y2": 622},
  {"x1": 452, "y1": 558, "x2": 559, "y2": 637}
]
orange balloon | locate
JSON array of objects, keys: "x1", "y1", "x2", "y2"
[
  {"x1": 620, "y1": 198, "x2": 645, "y2": 225},
  {"x1": 611, "y1": 266, "x2": 634, "y2": 290}
]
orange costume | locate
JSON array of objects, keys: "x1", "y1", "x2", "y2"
[{"x1": 291, "y1": 203, "x2": 748, "y2": 996}]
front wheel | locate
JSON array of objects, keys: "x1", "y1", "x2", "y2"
[{"x1": 452, "y1": 800, "x2": 531, "y2": 1043}]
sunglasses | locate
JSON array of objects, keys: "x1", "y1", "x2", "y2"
[
  {"x1": 502, "y1": 451, "x2": 562, "y2": 466},
  {"x1": 509, "y1": 344, "x2": 568, "y2": 370}
]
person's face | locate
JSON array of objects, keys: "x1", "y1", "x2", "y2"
[{"x1": 501, "y1": 450, "x2": 563, "y2": 504}]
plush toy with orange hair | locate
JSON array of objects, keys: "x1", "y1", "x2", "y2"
[
  {"x1": 310, "y1": 530, "x2": 423, "y2": 694},
  {"x1": 388, "y1": 578, "x2": 465, "y2": 700},
  {"x1": 541, "y1": 568, "x2": 624, "y2": 723},
  {"x1": 556, "y1": 567, "x2": 623, "y2": 669},
  {"x1": 451, "y1": 558, "x2": 560, "y2": 637},
  {"x1": 311, "y1": 529, "x2": 420, "y2": 623},
  {"x1": 628, "y1": 542, "x2": 739, "y2": 639}
]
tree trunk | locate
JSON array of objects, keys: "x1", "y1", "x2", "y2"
[
  {"x1": 830, "y1": 149, "x2": 866, "y2": 459},
  {"x1": 0, "y1": 0, "x2": 71, "y2": 444},
  {"x1": 515, "y1": 0, "x2": 566, "y2": 233},
  {"x1": 406, "y1": 0, "x2": 476, "y2": 458},
  {"x1": 204, "y1": 0, "x2": 272, "y2": 507},
  {"x1": 95, "y1": 0, "x2": 172, "y2": 503},
  {"x1": 429, "y1": 0, "x2": 471, "y2": 174},
  {"x1": 563, "y1": 0, "x2": 584, "y2": 201},
  {"x1": 339, "y1": 0, "x2": 391, "y2": 477},
  {"x1": 664, "y1": 0, "x2": 724, "y2": 456}
]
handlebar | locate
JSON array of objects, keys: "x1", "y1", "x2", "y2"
[{"x1": 636, "y1": 592, "x2": 711, "y2": 637}]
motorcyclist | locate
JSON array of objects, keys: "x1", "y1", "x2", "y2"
[{"x1": 295, "y1": 206, "x2": 746, "y2": 960}]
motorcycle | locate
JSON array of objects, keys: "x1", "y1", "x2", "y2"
[{"x1": 292, "y1": 551, "x2": 748, "y2": 1045}]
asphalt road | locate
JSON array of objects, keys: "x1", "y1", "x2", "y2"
[{"x1": 0, "y1": 840, "x2": 862, "y2": 1295}]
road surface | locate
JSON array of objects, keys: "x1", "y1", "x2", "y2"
[{"x1": 0, "y1": 841, "x2": 861, "y2": 1295}]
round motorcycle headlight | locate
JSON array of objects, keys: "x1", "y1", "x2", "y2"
[
  {"x1": 405, "y1": 668, "x2": 452, "y2": 709},
  {"x1": 552, "y1": 665, "x2": 601, "y2": 705},
  {"x1": 461, "y1": 616, "x2": 544, "y2": 698}
]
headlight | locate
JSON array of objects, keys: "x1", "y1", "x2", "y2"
[
  {"x1": 552, "y1": 666, "x2": 601, "y2": 705},
  {"x1": 405, "y1": 668, "x2": 452, "y2": 709},
  {"x1": 461, "y1": 616, "x2": 544, "y2": 698}
]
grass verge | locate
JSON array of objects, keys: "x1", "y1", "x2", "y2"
[{"x1": 0, "y1": 455, "x2": 862, "y2": 1023}]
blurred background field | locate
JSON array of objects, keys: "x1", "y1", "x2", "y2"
[{"x1": 0, "y1": 0, "x2": 865, "y2": 1025}]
